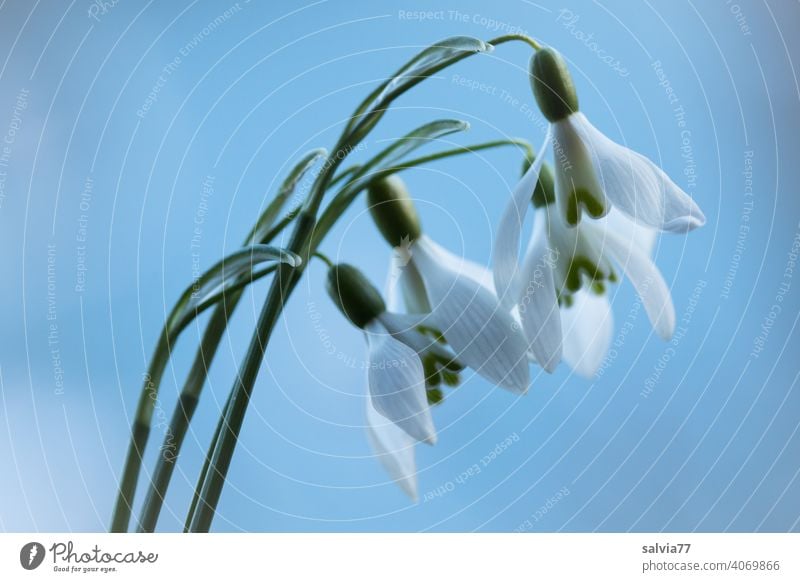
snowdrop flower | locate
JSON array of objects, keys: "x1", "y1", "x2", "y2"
[
  {"x1": 529, "y1": 176, "x2": 680, "y2": 377},
  {"x1": 529, "y1": 47, "x2": 706, "y2": 231},
  {"x1": 493, "y1": 47, "x2": 704, "y2": 373},
  {"x1": 368, "y1": 175, "x2": 532, "y2": 393},
  {"x1": 326, "y1": 263, "x2": 462, "y2": 498}
]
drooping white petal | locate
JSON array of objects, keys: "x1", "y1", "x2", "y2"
[
  {"x1": 516, "y1": 209, "x2": 562, "y2": 372},
  {"x1": 596, "y1": 207, "x2": 657, "y2": 258},
  {"x1": 597, "y1": 225, "x2": 676, "y2": 340},
  {"x1": 492, "y1": 126, "x2": 553, "y2": 307},
  {"x1": 414, "y1": 236, "x2": 531, "y2": 393},
  {"x1": 571, "y1": 112, "x2": 705, "y2": 233},
  {"x1": 385, "y1": 244, "x2": 431, "y2": 314},
  {"x1": 378, "y1": 311, "x2": 429, "y2": 334},
  {"x1": 365, "y1": 398, "x2": 418, "y2": 501},
  {"x1": 398, "y1": 262, "x2": 431, "y2": 314},
  {"x1": 378, "y1": 311, "x2": 456, "y2": 364},
  {"x1": 553, "y1": 116, "x2": 609, "y2": 227},
  {"x1": 453, "y1": 252, "x2": 497, "y2": 294},
  {"x1": 364, "y1": 320, "x2": 437, "y2": 444},
  {"x1": 561, "y1": 288, "x2": 613, "y2": 378},
  {"x1": 384, "y1": 254, "x2": 403, "y2": 313}
]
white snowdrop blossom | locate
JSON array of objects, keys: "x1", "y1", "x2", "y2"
[
  {"x1": 528, "y1": 47, "x2": 706, "y2": 232},
  {"x1": 326, "y1": 263, "x2": 461, "y2": 499},
  {"x1": 492, "y1": 47, "x2": 705, "y2": 376},
  {"x1": 369, "y1": 176, "x2": 532, "y2": 394}
]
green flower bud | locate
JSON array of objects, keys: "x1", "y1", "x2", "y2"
[
  {"x1": 367, "y1": 175, "x2": 422, "y2": 247},
  {"x1": 326, "y1": 264, "x2": 386, "y2": 329},
  {"x1": 530, "y1": 48, "x2": 578, "y2": 122}
]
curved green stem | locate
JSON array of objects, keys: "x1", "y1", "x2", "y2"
[
  {"x1": 489, "y1": 33, "x2": 542, "y2": 51},
  {"x1": 313, "y1": 251, "x2": 334, "y2": 268},
  {"x1": 110, "y1": 329, "x2": 175, "y2": 532},
  {"x1": 137, "y1": 288, "x2": 242, "y2": 532},
  {"x1": 189, "y1": 214, "x2": 317, "y2": 532},
  {"x1": 188, "y1": 136, "x2": 347, "y2": 531},
  {"x1": 184, "y1": 389, "x2": 233, "y2": 532}
]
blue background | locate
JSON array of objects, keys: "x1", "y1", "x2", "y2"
[{"x1": 0, "y1": 0, "x2": 798, "y2": 532}]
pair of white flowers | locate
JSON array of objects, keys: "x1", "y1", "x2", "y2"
[{"x1": 329, "y1": 48, "x2": 705, "y2": 500}]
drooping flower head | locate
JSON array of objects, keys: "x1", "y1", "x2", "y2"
[
  {"x1": 326, "y1": 262, "x2": 462, "y2": 499},
  {"x1": 492, "y1": 46, "x2": 707, "y2": 377},
  {"x1": 529, "y1": 47, "x2": 706, "y2": 232},
  {"x1": 368, "y1": 175, "x2": 532, "y2": 393}
]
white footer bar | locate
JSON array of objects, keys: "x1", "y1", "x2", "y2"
[{"x1": 1, "y1": 533, "x2": 797, "y2": 580}]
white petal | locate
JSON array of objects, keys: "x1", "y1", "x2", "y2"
[
  {"x1": 365, "y1": 399, "x2": 418, "y2": 501},
  {"x1": 452, "y1": 252, "x2": 497, "y2": 294},
  {"x1": 385, "y1": 252, "x2": 430, "y2": 314},
  {"x1": 492, "y1": 126, "x2": 553, "y2": 307},
  {"x1": 596, "y1": 207, "x2": 657, "y2": 257},
  {"x1": 378, "y1": 311, "x2": 429, "y2": 334},
  {"x1": 571, "y1": 112, "x2": 705, "y2": 233},
  {"x1": 378, "y1": 311, "x2": 456, "y2": 363},
  {"x1": 399, "y1": 262, "x2": 431, "y2": 314},
  {"x1": 599, "y1": 226, "x2": 676, "y2": 340},
  {"x1": 516, "y1": 209, "x2": 562, "y2": 372},
  {"x1": 561, "y1": 289, "x2": 613, "y2": 378},
  {"x1": 364, "y1": 320, "x2": 437, "y2": 444},
  {"x1": 384, "y1": 255, "x2": 402, "y2": 313},
  {"x1": 414, "y1": 236, "x2": 531, "y2": 393},
  {"x1": 553, "y1": 116, "x2": 609, "y2": 226}
]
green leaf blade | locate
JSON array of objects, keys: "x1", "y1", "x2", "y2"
[{"x1": 246, "y1": 148, "x2": 327, "y2": 245}]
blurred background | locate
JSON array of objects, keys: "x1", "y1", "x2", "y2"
[{"x1": 0, "y1": 0, "x2": 798, "y2": 532}]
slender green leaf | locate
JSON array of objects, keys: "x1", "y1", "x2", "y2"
[
  {"x1": 377, "y1": 37, "x2": 493, "y2": 103},
  {"x1": 245, "y1": 148, "x2": 327, "y2": 245},
  {"x1": 348, "y1": 119, "x2": 469, "y2": 190},
  {"x1": 167, "y1": 245, "x2": 300, "y2": 335},
  {"x1": 343, "y1": 36, "x2": 492, "y2": 139}
]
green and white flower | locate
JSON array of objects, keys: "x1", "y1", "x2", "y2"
[
  {"x1": 492, "y1": 47, "x2": 705, "y2": 376},
  {"x1": 529, "y1": 47, "x2": 706, "y2": 231},
  {"x1": 326, "y1": 263, "x2": 462, "y2": 498},
  {"x1": 369, "y1": 176, "x2": 532, "y2": 393}
]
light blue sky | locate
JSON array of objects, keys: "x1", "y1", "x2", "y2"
[{"x1": 0, "y1": 0, "x2": 798, "y2": 532}]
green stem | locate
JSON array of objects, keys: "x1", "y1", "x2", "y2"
[
  {"x1": 189, "y1": 213, "x2": 317, "y2": 532},
  {"x1": 110, "y1": 331, "x2": 171, "y2": 532},
  {"x1": 184, "y1": 388, "x2": 233, "y2": 532},
  {"x1": 313, "y1": 251, "x2": 334, "y2": 268},
  {"x1": 110, "y1": 420, "x2": 149, "y2": 532},
  {"x1": 137, "y1": 290, "x2": 241, "y2": 532},
  {"x1": 187, "y1": 132, "x2": 349, "y2": 532},
  {"x1": 113, "y1": 230, "x2": 292, "y2": 532},
  {"x1": 489, "y1": 33, "x2": 542, "y2": 51},
  {"x1": 135, "y1": 223, "x2": 293, "y2": 530}
]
